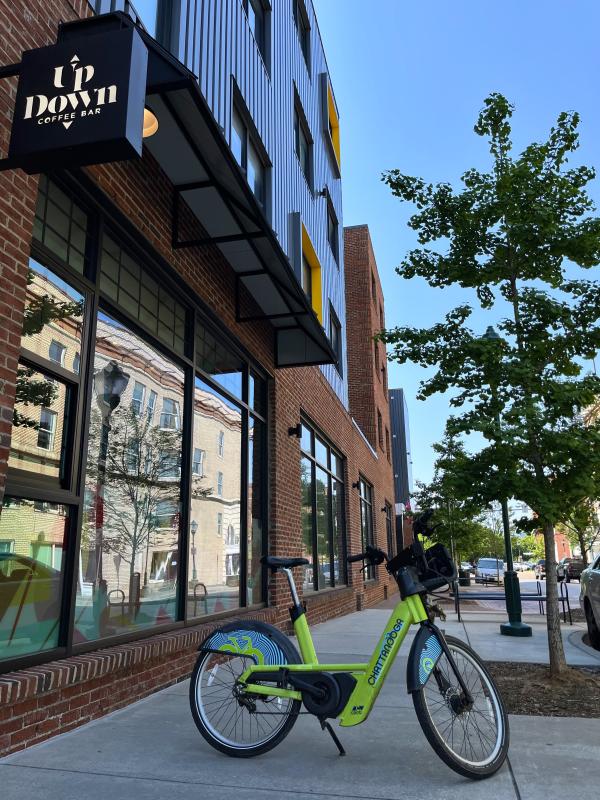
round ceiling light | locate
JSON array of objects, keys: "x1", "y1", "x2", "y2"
[{"x1": 142, "y1": 107, "x2": 159, "y2": 139}]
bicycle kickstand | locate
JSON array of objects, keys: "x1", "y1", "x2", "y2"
[{"x1": 319, "y1": 718, "x2": 346, "y2": 756}]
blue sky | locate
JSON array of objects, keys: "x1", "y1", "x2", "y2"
[{"x1": 313, "y1": 0, "x2": 600, "y2": 486}]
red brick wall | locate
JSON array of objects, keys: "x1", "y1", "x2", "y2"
[{"x1": 0, "y1": 2, "x2": 397, "y2": 755}]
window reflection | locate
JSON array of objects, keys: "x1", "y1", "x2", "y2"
[
  {"x1": 76, "y1": 312, "x2": 184, "y2": 642},
  {"x1": 247, "y1": 417, "x2": 264, "y2": 605},
  {"x1": 9, "y1": 367, "x2": 70, "y2": 480},
  {"x1": 188, "y1": 378, "x2": 242, "y2": 618},
  {"x1": 0, "y1": 497, "x2": 68, "y2": 660}
]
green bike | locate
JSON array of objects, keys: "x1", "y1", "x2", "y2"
[{"x1": 189, "y1": 515, "x2": 509, "y2": 780}]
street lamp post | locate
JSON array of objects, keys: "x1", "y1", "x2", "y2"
[
  {"x1": 481, "y1": 326, "x2": 532, "y2": 637},
  {"x1": 93, "y1": 360, "x2": 130, "y2": 629},
  {"x1": 190, "y1": 519, "x2": 198, "y2": 581}
]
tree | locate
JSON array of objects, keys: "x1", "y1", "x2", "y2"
[
  {"x1": 559, "y1": 498, "x2": 600, "y2": 566},
  {"x1": 84, "y1": 403, "x2": 211, "y2": 594},
  {"x1": 14, "y1": 270, "x2": 83, "y2": 429},
  {"x1": 380, "y1": 93, "x2": 600, "y2": 675},
  {"x1": 412, "y1": 431, "x2": 491, "y2": 561}
]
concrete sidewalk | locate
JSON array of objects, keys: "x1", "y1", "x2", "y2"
[{"x1": 1, "y1": 605, "x2": 599, "y2": 800}]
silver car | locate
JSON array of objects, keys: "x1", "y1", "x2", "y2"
[
  {"x1": 475, "y1": 557, "x2": 505, "y2": 584},
  {"x1": 580, "y1": 554, "x2": 600, "y2": 649}
]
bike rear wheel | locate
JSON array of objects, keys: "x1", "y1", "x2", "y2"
[
  {"x1": 190, "y1": 650, "x2": 301, "y2": 757},
  {"x1": 412, "y1": 635, "x2": 509, "y2": 779}
]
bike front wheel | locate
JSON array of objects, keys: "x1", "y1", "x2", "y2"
[{"x1": 412, "y1": 635, "x2": 509, "y2": 779}]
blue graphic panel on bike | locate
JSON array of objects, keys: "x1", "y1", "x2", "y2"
[
  {"x1": 203, "y1": 629, "x2": 286, "y2": 665},
  {"x1": 418, "y1": 634, "x2": 443, "y2": 685}
]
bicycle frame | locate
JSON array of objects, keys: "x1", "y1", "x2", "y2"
[{"x1": 238, "y1": 592, "x2": 429, "y2": 728}]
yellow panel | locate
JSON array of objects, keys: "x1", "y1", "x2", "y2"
[
  {"x1": 301, "y1": 223, "x2": 323, "y2": 324},
  {"x1": 327, "y1": 81, "x2": 341, "y2": 170}
]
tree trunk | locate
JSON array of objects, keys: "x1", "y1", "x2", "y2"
[
  {"x1": 577, "y1": 530, "x2": 588, "y2": 567},
  {"x1": 542, "y1": 521, "x2": 567, "y2": 676}
]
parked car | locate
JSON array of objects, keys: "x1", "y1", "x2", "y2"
[
  {"x1": 460, "y1": 562, "x2": 474, "y2": 574},
  {"x1": 534, "y1": 559, "x2": 546, "y2": 580},
  {"x1": 579, "y1": 554, "x2": 600, "y2": 650},
  {"x1": 514, "y1": 562, "x2": 529, "y2": 572},
  {"x1": 475, "y1": 557, "x2": 505, "y2": 583},
  {"x1": 557, "y1": 557, "x2": 585, "y2": 583}
]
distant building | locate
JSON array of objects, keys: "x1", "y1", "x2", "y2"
[{"x1": 389, "y1": 388, "x2": 413, "y2": 508}]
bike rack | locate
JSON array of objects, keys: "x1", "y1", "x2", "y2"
[
  {"x1": 453, "y1": 578, "x2": 572, "y2": 624},
  {"x1": 107, "y1": 588, "x2": 126, "y2": 619},
  {"x1": 191, "y1": 582, "x2": 208, "y2": 616}
]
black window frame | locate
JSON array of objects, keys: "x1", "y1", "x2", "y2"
[
  {"x1": 325, "y1": 192, "x2": 339, "y2": 264},
  {"x1": 328, "y1": 303, "x2": 343, "y2": 377},
  {"x1": 359, "y1": 476, "x2": 375, "y2": 580},
  {"x1": 242, "y1": 0, "x2": 271, "y2": 71},
  {"x1": 294, "y1": 91, "x2": 313, "y2": 190},
  {"x1": 385, "y1": 501, "x2": 395, "y2": 558},
  {"x1": 299, "y1": 417, "x2": 346, "y2": 592},
  {"x1": 293, "y1": 0, "x2": 311, "y2": 71},
  {"x1": 1, "y1": 173, "x2": 270, "y2": 675},
  {"x1": 230, "y1": 92, "x2": 270, "y2": 214}
]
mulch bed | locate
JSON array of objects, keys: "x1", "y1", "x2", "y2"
[{"x1": 486, "y1": 661, "x2": 600, "y2": 717}]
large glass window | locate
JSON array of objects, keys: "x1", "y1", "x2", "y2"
[
  {"x1": 75, "y1": 313, "x2": 185, "y2": 643},
  {"x1": 359, "y1": 478, "x2": 375, "y2": 580},
  {"x1": 33, "y1": 175, "x2": 88, "y2": 274},
  {"x1": 188, "y1": 378, "x2": 242, "y2": 616},
  {"x1": 100, "y1": 234, "x2": 186, "y2": 356},
  {"x1": 0, "y1": 497, "x2": 69, "y2": 661},
  {"x1": 2, "y1": 176, "x2": 269, "y2": 670},
  {"x1": 300, "y1": 421, "x2": 346, "y2": 592}
]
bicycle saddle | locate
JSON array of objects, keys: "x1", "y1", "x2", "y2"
[{"x1": 261, "y1": 556, "x2": 310, "y2": 570}]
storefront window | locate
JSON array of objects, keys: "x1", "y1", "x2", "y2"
[
  {"x1": 2, "y1": 176, "x2": 269, "y2": 670},
  {"x1": 9, "y1": 260, "x2": 84, "y2": 482},
  {"x1": 188, "y1": 378, "x2": 242, "y2": 617},
  {"x1": 0, "y1": 497, "x2": 69, "y2": 661},
  {"x1": 33, "y1": 176, "x2": 88, "y2": 274},
  {"x1": 359, "y1": 478, "x2": 375, "y2": 580},
  {"x1": 300, "y1": 421, "x2": 346, "y2": 592},
  {"x1": 75, "y1": 312, "x2": 185, "y2": 643},
  {"x1": 247, "y1": 417, "x2": 264, "y2": 605}
]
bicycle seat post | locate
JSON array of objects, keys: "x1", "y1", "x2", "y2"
[{"x1": 282, "y1": 567, "x2": 300, "y2": 606}]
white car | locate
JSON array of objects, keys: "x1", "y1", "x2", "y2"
[
  {"x1": 475, "y1": 557, "x2": 506, "y2": 584},
  {"x1": 580, "y1": 554, "x2": 600, "y2": 650}
]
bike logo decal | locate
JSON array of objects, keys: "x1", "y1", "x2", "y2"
[
  {"x1": 203, "y1": 629, "x2": 284, "y2": 666},
  {"x1": 368, "y1": 618, "x2": 404, "y2": 686},
  {"x1": 351, "y1": 705, "x2": 365, "y2": 715},
  {"x1": 418, "y1": 635, "x2": 442, "y2": 685}
]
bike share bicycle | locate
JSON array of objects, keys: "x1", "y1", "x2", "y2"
[{"x1": 189, "y1": 511, "x2": 509, "y2": 779}]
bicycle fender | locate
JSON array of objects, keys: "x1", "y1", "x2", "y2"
[
  {"x1": 406, "y1": 624, "x2": 444, "y2": 693},
  {"x1": 198, "y1": 619, "x2": 301, "y2": 666}
]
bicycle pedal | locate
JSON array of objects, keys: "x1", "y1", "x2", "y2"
[{"x1": 320, "y1": 718, "x2": 346, "y2": 756}]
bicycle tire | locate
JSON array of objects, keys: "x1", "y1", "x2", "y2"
[
  {"x1": 412, "y1": 635, "x2": 509, "y2": 779},
  {"x1": 190, "y1": 622, "x2": 302, "y2": 758}
]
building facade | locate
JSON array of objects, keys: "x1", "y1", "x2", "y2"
[
  {"x1": 0, "y1": 1, "x2": 397, "y2": 754},
  {"x1": 389, "y1": 387, "x2": 413, "y2": 508}
]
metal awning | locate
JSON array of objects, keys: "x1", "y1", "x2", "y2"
[{"x1": 59, "y1": 13, "x2": 336, "y2": 368}]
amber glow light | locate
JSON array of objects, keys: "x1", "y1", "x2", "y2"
[{"x1": 142, "y1": 108, "x2": 159, "y2": 138}]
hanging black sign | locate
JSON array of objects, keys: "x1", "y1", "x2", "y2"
[{"x1": 8, "y1": 27, "x2": 148, "y2": 174}]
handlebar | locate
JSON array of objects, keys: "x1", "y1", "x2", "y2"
[{"x1": 347, "y1": 545, "x2": 387, "y2": 566}]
